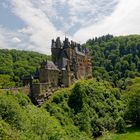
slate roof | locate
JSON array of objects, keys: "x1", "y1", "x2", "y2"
[{"x1": 42, "y1": 61, "x2": 59, "y2": 71}]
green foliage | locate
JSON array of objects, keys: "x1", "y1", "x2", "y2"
[
  {"x1": 1, "y1": 79, "x2": 139, "y2": 139},
  {"x1": 116, "y1": 117, "x2": 126, "y2": 133},
  {"x1": 98, "y1": 126, "x2": 140, "y2": 140},
  {"x1": 124, "y1": 78, "x2": 140, "y2": 126},
  {"x1": 1, "y1": 35, "x2": 140, "y2": 139},
  {"x1": 0, "y1": 74, "x2": 15, "y2": 88},
  {"x1": 127, "y1": 93, "x2": 140, "y2": 125},
  {"x1": 68, "y1": 83, "x2": 84, "y2": 113},
  {"x1": 0, "y1": 91, "x2": 90, "y2": 140},
  {"x1": 0, "y1": 120, "x2": 20, "y2": 140},
  {"x1": 43, "y1": 79, "x2": 124, "y2": 138},
  {"x1": 85, "y1": 35, "x2": 140, "y2": 88},
  {"x1": 0, "y1": 49, "x2": 50, "y2": 88},
  {"x1": 0, "y1": 92, "x2": 28, "y2": 129}
]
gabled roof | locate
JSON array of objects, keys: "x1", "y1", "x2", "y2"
[{"x1": 42, "y1": 61, "x2": 59, "y2": 71}]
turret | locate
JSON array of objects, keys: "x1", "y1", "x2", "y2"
[
  {"x1": 63, "y1": 37, "x2": 70, "y2": 48},
  {"x1": 51, "y1": 39, "x2": 55, "y2": 48},
  {"x1": 51, "y1": 37, "x2": 62, "y2": 64},
  {"x1": 56, "y1": 37, "x2": 62, "y2": 48}
]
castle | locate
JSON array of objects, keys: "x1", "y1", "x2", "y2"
[{"x1": 31, "y1": 37, "x2": 92, "y2": 99}]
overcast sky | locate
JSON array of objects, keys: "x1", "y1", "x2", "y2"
[{"x1": 0, "y1": 0, "x2": 140, "y2": 54}]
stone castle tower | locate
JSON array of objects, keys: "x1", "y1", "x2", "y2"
[
  {"x1": 31, "y1": 37, "x2": 92, "y2": 99},
  {"x1": 51, "y1": 37, "x2": 92, "y2": 86}
]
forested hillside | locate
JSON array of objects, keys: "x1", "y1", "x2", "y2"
[
  {"x1": 1, "y1": 78, "x2": 139, "y2": 139},
  {"x1": 0, "y1": 49, "x2": 50, "y2": 88},
  {"x1": 0, "y1": 35, "x2": 140, "y2": 139},
  {"x1": 84, "y1": 35, "x2": 140, "y2": 88},
  {"x1": 0, "y1": 79, "x2": 124, "y2": 139},
  {"x1": 1, "y1": 35, "x2": 140, "y2": 89},
  {"x1": 43, "y1": 79, "x2": 124, "y2": 138}
]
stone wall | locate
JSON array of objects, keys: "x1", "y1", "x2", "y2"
[
  {"x1": 39, "y1": 69, "x2": 59, "y2": 86},
  {"x1": 32, "y1": 83, "x2": 49, "y2": 99}
]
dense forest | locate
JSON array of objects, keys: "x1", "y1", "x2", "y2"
[
  {"x1": 0, "y1": 49, "x2": 50, "y2": 88},
  {"x1": 0, "y1": 35, "x2": 140, "y2": 139},
  {"x1": 84, "y1": 35, "x2": 140, "y2": 89}
]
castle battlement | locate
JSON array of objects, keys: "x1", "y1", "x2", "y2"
[
  {"x1": 51, "y1": 37, "x2": 89, "y2": 54},
  {"x1": 31, "y1": 37, "x2": 92, "y2": 100}
]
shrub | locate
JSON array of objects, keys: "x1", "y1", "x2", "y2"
[{"x1": 116, "y1": 117, "x2": 126, "y2": 133}]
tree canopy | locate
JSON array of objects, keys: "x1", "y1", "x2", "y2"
[
  {"x1": 84, "y1": 35, "x2": 140, "y2": 88},
  {"x1": 0, "y1": 49, "x2": 50, "y2": 88}
]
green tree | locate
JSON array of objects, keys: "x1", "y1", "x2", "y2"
[
  {"x1": 127, "y1": 91, "x2": 140, "y2": 125},
  {"x1": 116, "y1": 117, "x2": 126, "y2": 133}
]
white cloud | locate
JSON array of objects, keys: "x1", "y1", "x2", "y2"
[
  {"x1": 9, "y1": 0, "x2": 118, "y2": 54},
  {"x1": 27, "y1": 0, "x2": 118, "y2": 34},
  {"x1": 67, "y1": 0, "x2": 118, "y2": 27},
  {"x1": 0, "y1": 27, "x2": 10, "y2": 49},
  {"x1": 10, "y1": 0, "x2": 65, "y2": 54},
  {"x1": 12, "y1": 37, "x2": 21, "y2": 43},
  {"x1": 74, "y1": 0, "x2": 140, "y2": 43},
  {"x1": 0, "y1": 27, "x2": 19, "y2": 49},
  {"x1": 0, "y1": 27, "x2": 31, "y2": 51},
  {"x1": 0, "y1": 0, "x2": 139, "y2": 54}
]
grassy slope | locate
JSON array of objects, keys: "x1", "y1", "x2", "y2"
[{"x1": 98, "y1": 126, "x2": 140, "y2": 140}]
